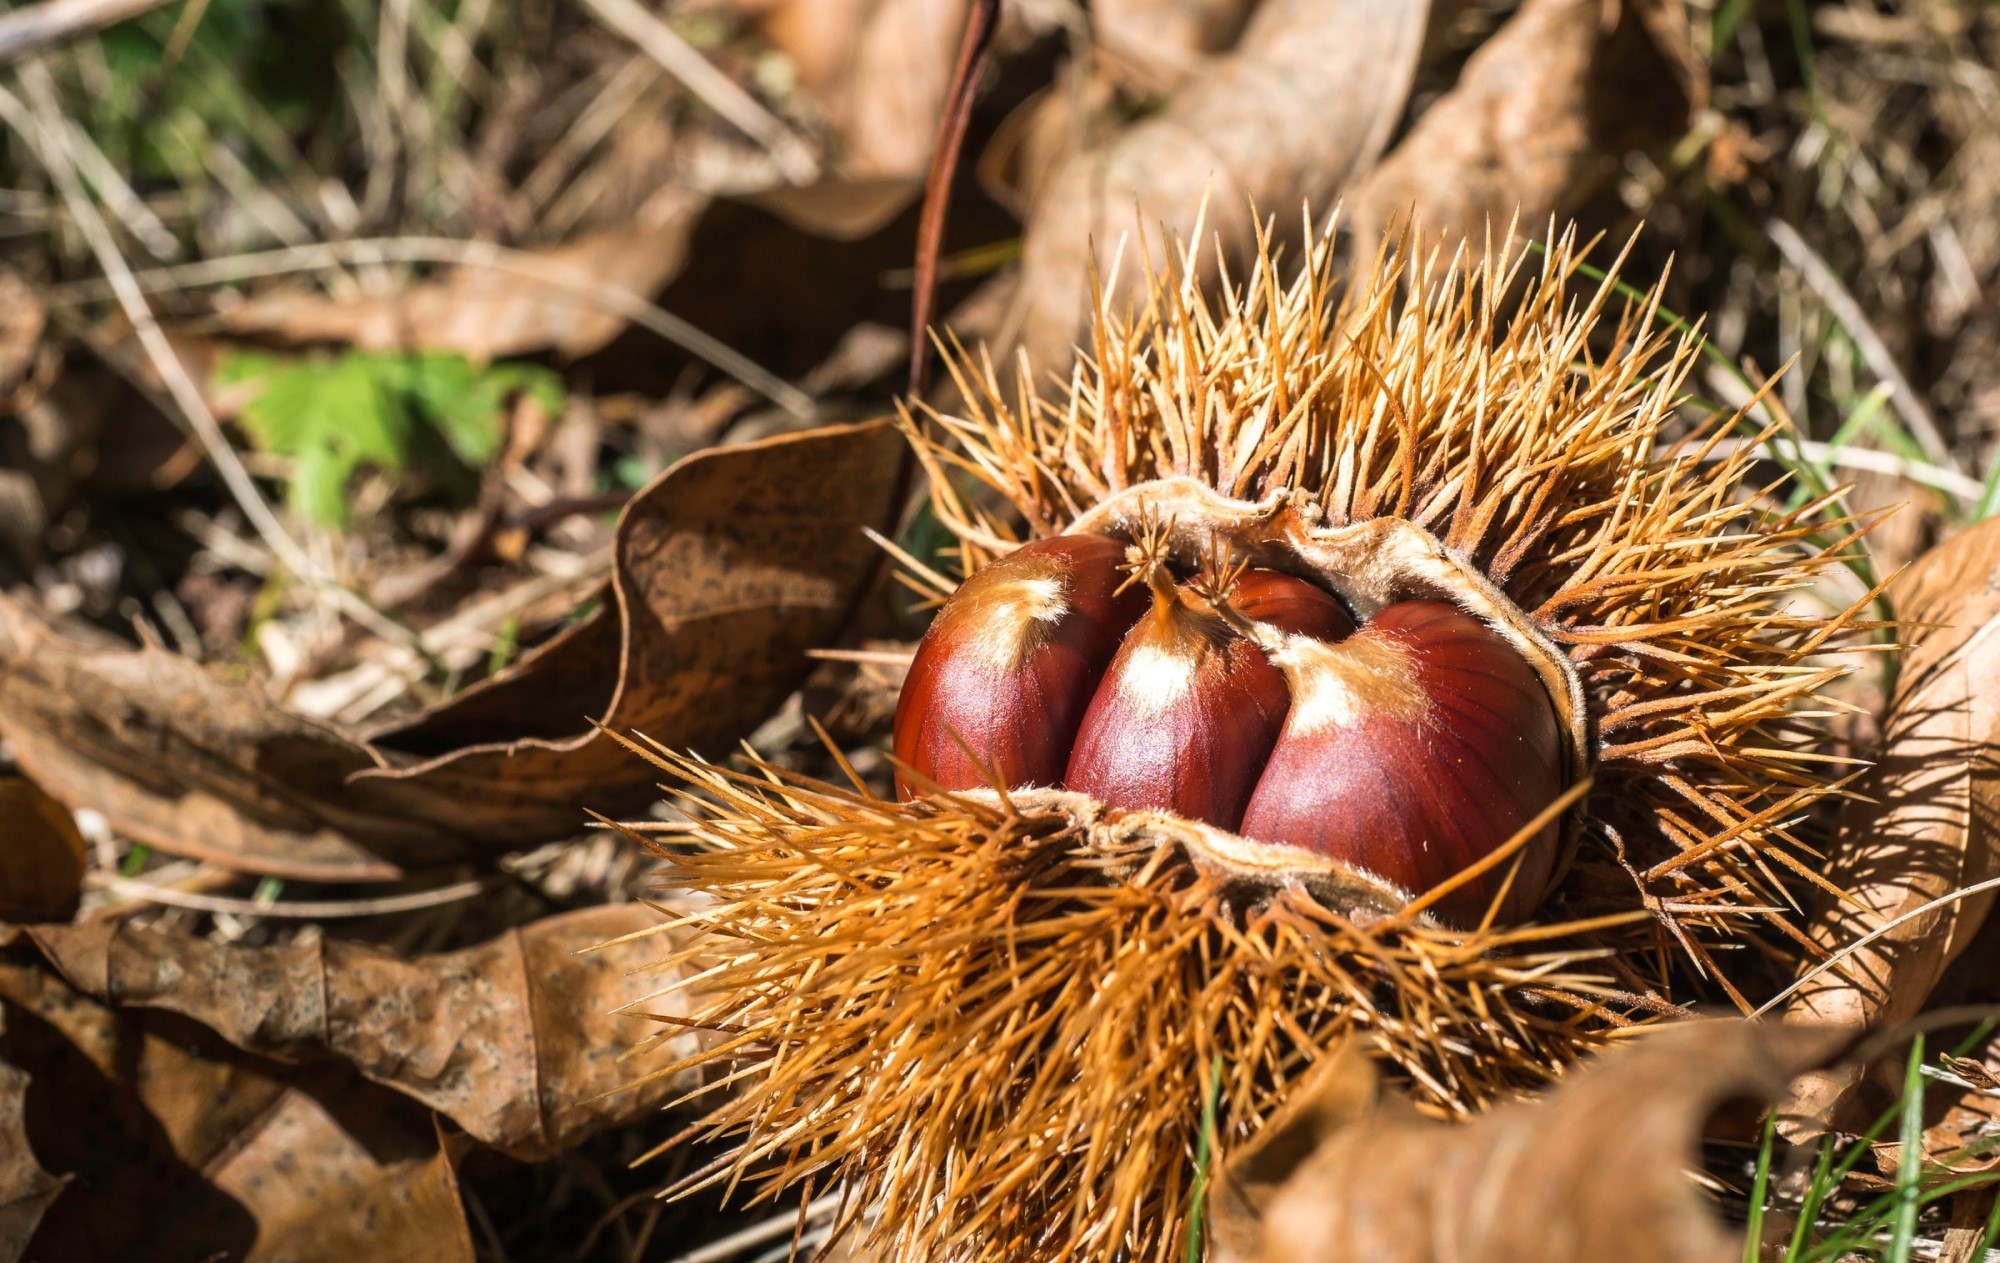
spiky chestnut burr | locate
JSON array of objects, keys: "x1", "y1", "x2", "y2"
[{"x1": 625, "y1": 221, "x2": 1877, "y2": 1263}]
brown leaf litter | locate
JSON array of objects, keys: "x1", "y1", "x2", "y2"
[
  {"x1": 1003, "y1": 0, "x2": 1427, "y2": 374},
  {"x1": 214, "y1": 188, "x2": 711, "y2": 362},
  {"x1": 0, "y1": 928, "x2": 472, "y2": 1263},
  {"x1": 21, "y1": 901, "x2": 687, "y2": 1161},
  {"x1": 759, "y1": 0, "x2": 968, "y2": 183},
  {"x1": 1344, "y1": 0, "x2": 1700, "y2": 249},
  {"x1": 0, "y1": 777, "x2": 85, "y2": 923},
  {"x1": 0, "y1": 419, "x2": 904, "y2": 880},
  {"x1": 1212, "y1": 1021, "x2": 1848, "y2": 1263},
  {"x1": 1785, "y1": 516, "x2": 2000, "y2": 1130}
]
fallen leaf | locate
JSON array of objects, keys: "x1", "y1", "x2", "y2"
[
  {"x1": 214, "y1": 187, "x2": 710, "y2": 361},
  {"x1": 27, "y1": 902, "x2": 690, "y2": 1161},
  {"x1": 1785, "y1": 516, "x2": 2000, "y2": 1129},
  {"x1": 207, "y1": 1097, "x2": 473, "y2": 1263},
  {"x1": 1005, "y1": 0, "x2": 1431, "y2": 375},
  {"x1": 1091, "y1": 0, "x2": 1259, "y2": 90},
  {"x1": 0, "y1": 419, "x2": 904, "y2": 875},
  {"x1": 761, "y1": 0, "x2": 966, "y2": 181},
  {"x1": 0, "y1": 932, "x2": 472, "y2": 1263},
  {"x1": 0, "y1": 1058, "x2": 62, "y2": 1263},
  {"x1": 0, "y1": 778, "x2": 85, "y2": 923},
  {"x1": 1344, "y1": 0, "x2": 1697, "y2": 250},
  {"x1": 359, "y1": 417, "x2": 906, "y2": 843},
  {"x1": 1212, "y1": 1021, "x2": 1844, "y2": 1263},
  {"x1": 0, "y1": 600, "x2": 440, "y2": 882}
]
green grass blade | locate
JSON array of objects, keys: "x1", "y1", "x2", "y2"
[
  {"x1": 1184, "y1": 1053, "x2": 1225, "y2": 1263},
  {"x1": 1746, "y1": 1112, "x2": 1776, "y2": 1262},
  {"x1": 1887, "y1": 1036, "x2": 1927, "y2": 1261}
]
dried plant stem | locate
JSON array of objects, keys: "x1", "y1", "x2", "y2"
[
  {"x1": 578, "y1": 0, "x2": 818, "y2": 184},
  {"x1": 908, "y1": 0, "x2": 1000, "y2": 399},
  {"x1": 1703, "y1": 436, "x2": 1985, "y2": 505},
  {"x1": 1754, "y1": 874, "x2": 2000, "y2": 1018},
  {"x1": 45, "y1": 236, "x2": 815, "y2": 419},
  {"x1": 0, "y1": 0, "x2": 177, "y2": 66},
  {"x1": 664, "y1": 1191, "x2": 846, "y2": 1263},
  {"x1": 1769, "y1": 219, "x2": 1956, "y2": 474},
  {"x1": 88, "y1": 873, "x2": 491, "y2": 919},
  {"x1": 0, "y1": 79, "x2": 441, "y2": 658}
]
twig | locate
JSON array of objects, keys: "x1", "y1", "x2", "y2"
[
  {"x1": 1768, "y1": 218, "x2": 1958, "y2": 474},
  {"x1": 908, "y1": 0, "x2": 1000, "y2": 399},
  {"x1": 804, "y1": 647, "x2": 914, "y2": 666},
  {"x1": 577, "y1": 0, "x2": 817, "y2": 184},
  {"x1": 88, "y1": 873, "x2": 491, "y2": 919},
  {"x1": 0, "y1": 0, "x2": 177, "y2": 66},
  {"x1": 46, "y1": 235, "x2": 816, "y2": 419},
  {"x1": 24, "y1": 69, "x2": 179, "y2": 259}
]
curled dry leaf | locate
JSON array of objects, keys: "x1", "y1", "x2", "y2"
[
  {"x1": 0, "y1": 598, "x2": 443, "y2": 882},
  {"x1": 0, "y1": 930, "x2": 471, "y2": 1263},
  {"x1": 0, "y1": 778, "x2": 85, "y2": 922},
  {"x1": 360, "y1": 417, "x2": 906, "y2": 843},
  {"x1": 1212, "y1": 1021, "x2": 1846, "y2": 1263},
  {"x1": 0, "y1": 1058, "x2": 61, "y2": 1263},
  {"x1": 1004, "y1": 0, "x2": 1430, "y2": 373},
  {"x1": 0, "y1": 419, "x2": 904, "y2": 876},
  {"x1": 1786, "y1": 516, "x2": 2000, "y2": 1128},
  {"x1": 1345, "y1": 0, "x2": 1697, "y2": 250},
  {"x1": 26, "y1": 902, "x2": 688, "y2": 1162},
  {"x1": 761, "y1": 0, "x2": 967, "y2": 181}
]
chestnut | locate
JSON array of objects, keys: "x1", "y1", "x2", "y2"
[
  {"x1": 892, "y1": 535, "x2": 1146, "y2": 797},
  {"x1": 1064, "y1": 568, "x2": 1352, "y2": 830},
  {"x1": 1238, "y1": 599, "x2": 1565, "y2": 924}
]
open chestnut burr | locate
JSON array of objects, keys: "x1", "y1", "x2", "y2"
[{"x1": 628, "y1": 222, "x2": 1870, "y2": 1263}]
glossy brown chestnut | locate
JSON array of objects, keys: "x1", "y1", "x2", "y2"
[
  {"x1": 1227, "y1": 568, "x2": 1358, "y2": 643},
  {"x1": 1063, "y1": 569, "x2": 1351, "y2": 830},
  {"x1": 1238, "y1": 599, "x2": 1565, "y2": 924},
  {"x1": 893, "y1": 535, "x2": 1146, "y2": 798}
]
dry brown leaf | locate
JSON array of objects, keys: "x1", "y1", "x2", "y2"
[
  {"x1": 0, "y1": 931, "x2": 471, "y2": 1263},
  {"x1": 762, "y1": 0, "x2": 965, "y2": 181},
  {"x1": 1344, "y1": 0, "x2": 1696, "y2": 250},
  {"x1": 0, "y1": 419, "x2": 904, "y2": 875},
  {"x1": 1785, "y1": 516, "x2": 2000, "y2": 1128},
  {"x1": 0, "y1": 599, "x2": 442, "y2": 881},
  {"x1": 0, "y1": 778, "x2": 85, "y2": 923},
  {"x1": 1212, "y1": 1021, "x2": 1844, "y2": 1263},
  {"x1": 359, "y1": 416, "x2": 906, "y2": 841},
  {"x1": 1004, "y1": 0, "x2": 1430, "y2": 375},
  {"x1": 207, "y1": 1098, "x2": 473, "y2": 1263},
  {"x1": 26, "y1": 902, "x2": 688, "y2": 1161},
  {"x1": 215, "y1": 188, "x2": 709, "y2": 360},
  {"x1": 1090, "y1": 0, "x2": 1258, "y2": 89},
  {"x1": 0, "y1": 1058, "x2": 62, "y2": 1263}
]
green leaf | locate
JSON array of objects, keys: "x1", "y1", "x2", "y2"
[
  {"x1": 219, "y1": 347, "x2": 565, "y2": 527},
  {"x1": 231, "y1": 350, "x2": 409, "y2": 526}
]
